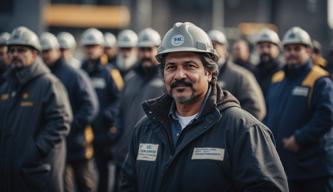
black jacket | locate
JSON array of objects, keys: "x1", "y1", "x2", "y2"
[
  {"x1": 114, "y1": 64, "x2": 164, "y2": 165},
  {"x1": 0, "y1": 58, "x2": 72, "y2": 192},
  {"x1": 50, "y1": 58, "x2": 99, "y2": 162},
  {"x1": 120, "y1": 84, "x2": 288, "y2": 192}
]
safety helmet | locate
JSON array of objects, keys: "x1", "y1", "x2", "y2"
[
  {"x1": 81, "y1": 28, "x2": 104, "y2": 46},
  {"x1": 104, "y1": 32, "x2": 117, "y2": 48},
  {"x1": 117, "y1": 29, "x2": 138, "y2": 48},
  {"x1": 0, "y1": 32, "x2": 10, "y2": 46},
  {"x1": 7, "y1": 26, "x2": 41, "y2": 51},
  {"x1": 208, "y1": 29, "x2": 228, "y2": 46},
  {"x1": 156, "y1": 22, "x2": 217, "y2": 62},
  {"x1": 256, "y1": 28, "x2": 280, "y2": 46},
  {"x1": 57, "y1": 32, "x2": 76, "y2": 49},
  {"x1": 282, "y1": 26, "x2": 311, "y2": 47},
  {"x1": 138, "y1": 28, "x2": 161, "y2": 48},
  {"x1": 40, "y1": 32, "x2": 60, "y2": 51}
]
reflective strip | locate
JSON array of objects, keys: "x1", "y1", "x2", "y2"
[
  {"x1": 271, "y1": 70, "x2": 285, "y2": 83},
  {"x1": 110, "y1": 68, "x2": 124, "y2": 91}
]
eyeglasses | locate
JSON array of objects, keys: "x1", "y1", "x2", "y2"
[{"x1": 8, "y1": 47, "x2": 29, "y2": 54}]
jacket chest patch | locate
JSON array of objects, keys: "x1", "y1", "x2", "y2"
[
  {"x1": 91, "y1": 78, "x2": 106, "y2": 89},
  {"x1": 292, "y1": 86, "x2": 309, "y2": 97},
  {"x1": 137, "y1": 143, "x2": 159, "y2": 161},
  {"x1": 191, "y1": 147, "x2": 225, "y2": 161}
]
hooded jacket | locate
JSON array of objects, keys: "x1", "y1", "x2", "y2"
[
  {"x1": 120, "y1": 83, "x2": 288, "y2": 192},
  {"x1": 0, "y1": 58, "x2": 72, "y2": 192}
]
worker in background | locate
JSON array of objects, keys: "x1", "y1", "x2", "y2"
[
  {"x1": 57, "y1": 32, "x2": 81, "y2": 69},
  {"x1": 232, "y1": 39, "x2": 256, "y2": 73},
  {"x1": 104, "y1": 32, "x2": 118, "y2": 67},
  {"x1": 40, "y1": 32, "x2": 99, "y2": 192},
  {"x1": 115, "y1": 29, "x2": 138, "y2": 80},
  {"x1": 0, "y1": 26, "x2": 72, "y2": 192},
  {"x1": 80, "y1": 28, "x2": 124, "y2": 192},
  {"x1": 208, "y1": 29, "x2": 266, "y2": 120},
  {"x1": 254, "y1": 28, "x2": 283, "y2": 97},
  {"x1": 265, "y1": 26, "x2": 333, "y2": 192},
  {"x1": 0, "y1": 32, "x2": 10, "y2": 84}
]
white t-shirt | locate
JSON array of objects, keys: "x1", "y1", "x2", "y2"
[{"x1": 176, "y1": 112, "x2": 198, "y2": 130}]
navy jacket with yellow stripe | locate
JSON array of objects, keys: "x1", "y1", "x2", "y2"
[
  {"x1": 264, "y1": 61, "x2": 333, "y2": 180},
  {"x1": 81, "y1": 59, "x2": 124, "y2": 154},
  {"x1": 120, "y1": 84, "x2": 288, "y2": 192}
]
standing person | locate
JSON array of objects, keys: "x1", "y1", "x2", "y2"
[
  {"x1": 0, "y1": 32, "x2": 10, "y2": 84},
  {"x1": 57, "y1": 32, "x2": 81, "y2": 69},
  {"x1": 104, "y1": 32, "x2": 118, "y2": 67},
  {"x1": 80, "y1": 28, "x2": 124, "y2": 192},
  {"x1": 208, "y1": 29, "x2": 266, "y2": 120},
  {"x1": 0, "y1": 26, "x2": 72, "y2": 192},
  {"x1": 265, "y1": 26, "x2": 333, "y2": 192},
  {"x1": 120, "y1": 22, "x2": 288, "y2": 192},
  {"x1": 115, "y1": 29, "x2": 138, "y2": 79},
  {"x1": 254, "y1": 28, "x2": 283, "y2": 97},
  {"x1": 232, "y1": 39, "x2": 256, "y2": 73},
  {"x1": 40, "y1": 32, "x2": 99, "y2": 192},
  {"x1": 113, "y1": 28, "x2": 164, "y2": 191}
]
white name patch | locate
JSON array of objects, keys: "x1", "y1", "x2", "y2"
[
  {"x1": 191, "y1": 147, "x2": 225, "y2": 161},
  {"x1": 292, "y1": 86, "x2": 309, "y2": 97},
  {"x1": 137, "y1": 143, "x2": 159, "y2": 161},
  {"x1": 91, "y1": 78, "x2": 106, "y2": 89}
]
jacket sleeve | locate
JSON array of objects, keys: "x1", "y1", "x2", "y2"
[
  {"x1": 71, "y1": 71, "x2": 99, "y2": 134},
  {"x1": 119, "y1": 122, "x2": 140, "y2": 192},
  {"x1": 294, "y1": 77, "x2": 333, "y2": 145},
  {"x1": 224, "y1": 123, "x2": 289, "y2": 192},
  {"x1": 237, "y1": 72, "x2": 266, "y2": 121},
  {"x1": 35, "y1": 79, "x2": 73, "y2": 155}
]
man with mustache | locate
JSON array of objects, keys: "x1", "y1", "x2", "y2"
[
  {"x1": 120, "y1": 22, "x2": 288, "y2": 192},
  {"x1": 265, "y1": 26, "x2": 333, "y2": 192},
  {"x1": 208, "y1": 29, "x2": 266, "y2": 121},
  {"x1": 0, "y1": 32, "x2": 10, "y2": 84},
  {"x1": 0, "y1": 26, "x2": 72, "y2": 192},
  {"x1": 254, "y1": 28, "x2": 283, "y2": 97},
  {"x1": 113, "y1": 27, "x2": 164, "y2": 192}
]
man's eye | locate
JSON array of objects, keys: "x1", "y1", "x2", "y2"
[{"x1": 165, "y1": 65, "x2": 175, "y2": 70}]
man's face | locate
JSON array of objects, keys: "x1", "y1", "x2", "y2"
[
  {"x1": 104, "y1": 47, "x2": 118, "y2": 59},
  {"x1": 164, "y1": 52, "x2": 212, "y2": 105},
  {"x1": 83, "y1": 44, "x2": 104, "y2": 60},
  {"x1": 0, "y1": 46, "x2": 9, "y2": 68},
  {"x1": 257, "y1": 42, "x2": 280, "y2": 63},
  {"x1": 232, "y1": 41, "x2": 249, "y2": 61},
  {"x1": 42, "y1": 48, "x2": 61, "y2": 67},
  {"x1": 138, "y1": 47, "x2": 158, "y2": 68},
  {"x1": 284, "y1": 44, "x2": 310, "y2": 66},
  {"x1": 117, "y1": 47, "x2": 138, "y2": 70},
  {"x1": 8, "y1": 46, "x2": 37, "y2": 69},
  {"x1": 212, "y1": 42, "x2": 227, "y2": 64}
]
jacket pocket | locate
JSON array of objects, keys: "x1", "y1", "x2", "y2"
[{"x1": 21, "y1": 163, "x2": 51, "y2": 191}]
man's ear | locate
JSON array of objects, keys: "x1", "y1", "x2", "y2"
[{"x1": 205, "y1": 70, "x2": 213, "y2": 81}]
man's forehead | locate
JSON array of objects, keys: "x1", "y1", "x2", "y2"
[{"x1": 165, "y1": 52, "x2": 202, "y2": 63}]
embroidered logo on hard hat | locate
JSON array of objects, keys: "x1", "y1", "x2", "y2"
[
  {"x1": 288, "y1": 32, "x2": 296, "y2": 39},
  {"x1": 171, "y1": 34, "x2": 184, "y2": 46}
]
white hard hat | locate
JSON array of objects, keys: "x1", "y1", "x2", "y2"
[
  {"x1": 282, "y1": 26, "x2": 311, "y2": 47},
  {"x1": 40, "y1": 32, "x2": 60, "y2": 51},
  {"x1": 208, "y1": 29, "x2": 228, "y2": 46},
  {"x1": 104, "y1": 32, "x2": 117, "y2": 48},
  {"x1": 81, "y1": 28, "x2": 104, "y2": 46},
  {"x1": 8, "y1": 26, "x2": 41, "y2": 51},
  {"x1": 256, "y1": 28, "x2": 280, "y2": 46},
  {"x1": 57, "y1": 32, "x2": 76, "y2": 49},
  {"x1": 138, "y1": 28, "x2": 161, "y2": 47},
  {"x1": 117, "y1": 29, "x2": 138, "y2": 48}
]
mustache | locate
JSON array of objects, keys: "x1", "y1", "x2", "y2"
[{"x1": 170, "y1": 79, "x2": 193, "y2": 89}]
